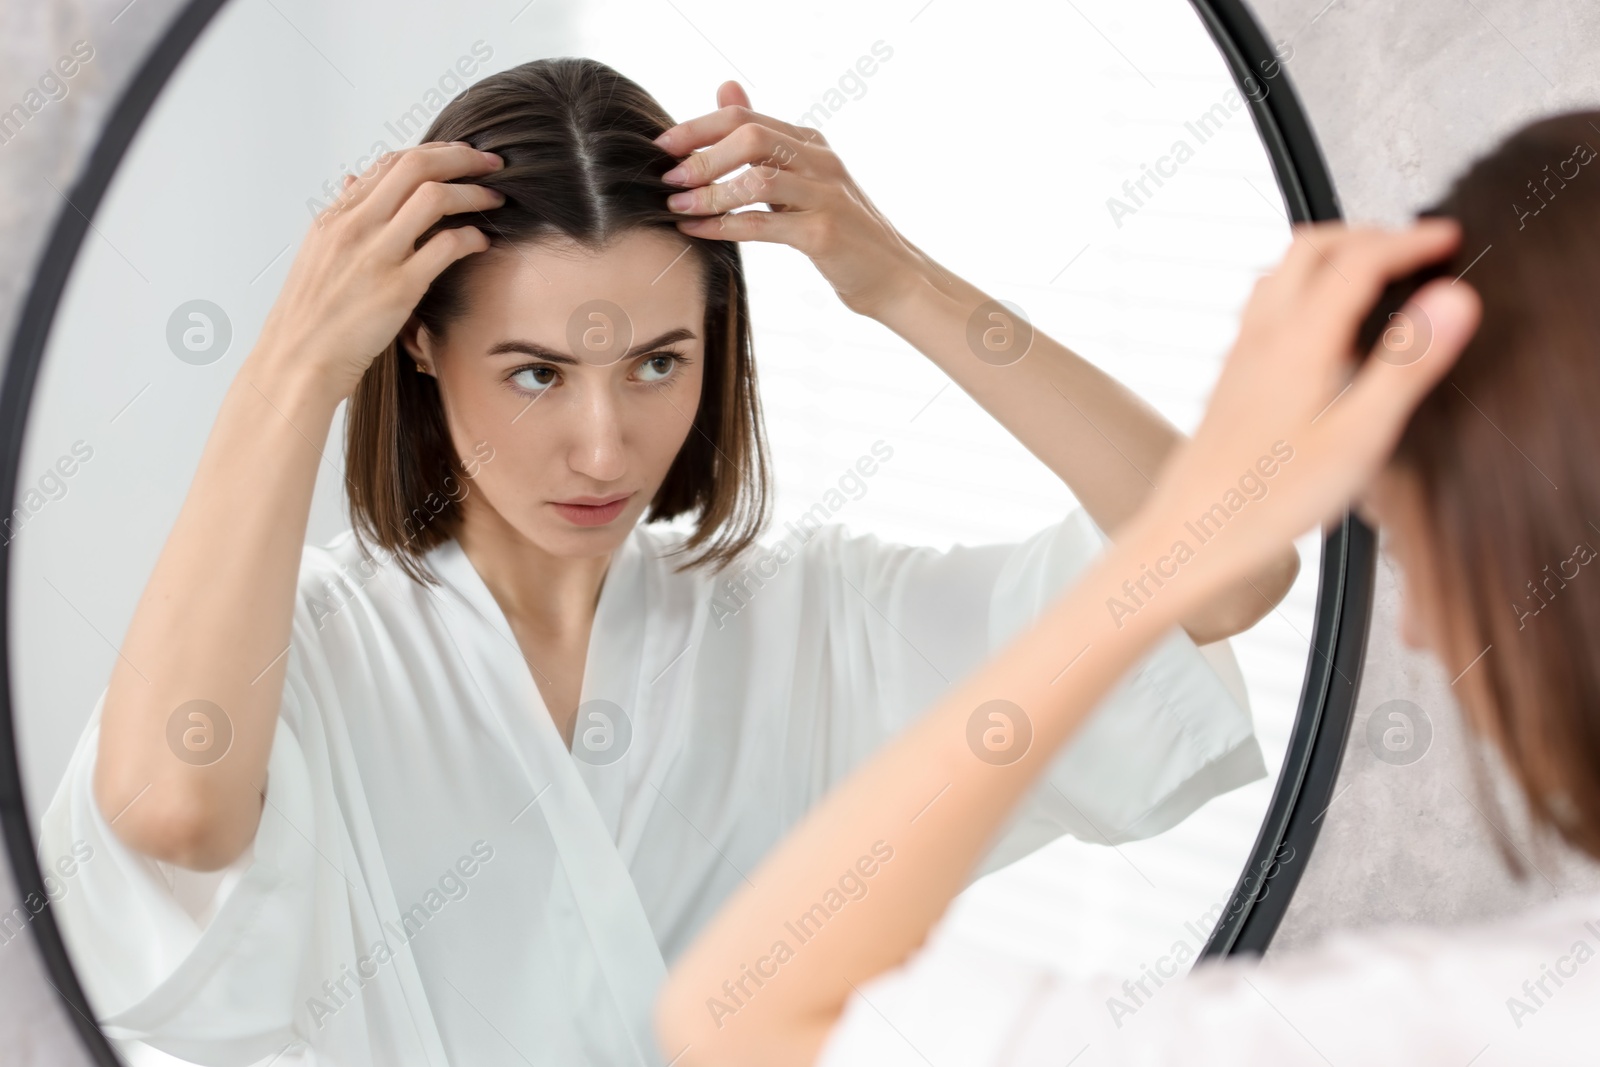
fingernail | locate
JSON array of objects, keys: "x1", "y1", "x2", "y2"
[
  {"x1": 482, "y1": 151, "x2": 504, "y2": 169},
  {"x1": 667, "y1": 191, "x2": 694, "y2": 211},
  {"x1": 1414, "y1": 278, "x2": 1474, "y2": 318},
  {"x1": 662, "y1": 165, "x2": 690, "y2": 185}
]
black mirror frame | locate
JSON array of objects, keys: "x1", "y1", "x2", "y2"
[
  {"x1": 0, "y1": 1, "x2": 1357, "y2": 1062},
  {"x1": 1183, "y1": 0, "x2": 1363, "y2": 962}
]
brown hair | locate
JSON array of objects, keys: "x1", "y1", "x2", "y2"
[
  {"x1": 1385, "y1": 109, "x2": 1600, "y2": 865},
  {"x1": 343, "y1": 56, "x2": 772, "y2": 586}
]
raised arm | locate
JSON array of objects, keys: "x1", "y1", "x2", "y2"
[
  {"x1": 866, "y1": 258, "x2": 1302, "y2": 645},
  {"x1": 653, "y1": 85, "x2": 1296, "y2": 645},
  {"x1": 653, "y1": 219, "x2": 1478, "y2": 1067},
  {"x1": 92, "y1": 143, "x2": 504, "y2": 871}
]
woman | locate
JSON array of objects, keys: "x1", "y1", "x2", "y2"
[
  {"x1": 36, "y1": 57, "x2": 1295, "y2": 1066},
  {"x1": 654, "y1": 111, "x2": 1600, "y2": 1065}
]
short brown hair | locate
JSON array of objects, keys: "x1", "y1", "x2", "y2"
[
  {"x1": 1386, "y1": 109, "x2": 1600, "y2": 865},
  {"x1": 343, "y1": 57, "x2": 771, "y2": 587}
]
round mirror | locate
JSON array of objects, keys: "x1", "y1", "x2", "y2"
[{"x1": 2, "y1": 0, "x2": 1353, "y2": 1063}]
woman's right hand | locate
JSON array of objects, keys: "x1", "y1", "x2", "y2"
[
  {"x1": 1128, "y1": 218, "x2": 1482, "y2": 609},
  {"x1": 253, "y1": 140, "x2": 506, "y2": 398},
  {"x1": 91, "y1": 144, "x2": 503, "y2": 873}
]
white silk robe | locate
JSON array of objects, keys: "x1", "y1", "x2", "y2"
[{"x1": 38, "y1": 507, "x2": 1265, "y2": 1066}]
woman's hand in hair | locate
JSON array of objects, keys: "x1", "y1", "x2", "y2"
[
  {"x1": 654, "y1": 80, "x2": 931, "y2": 320},
  {"x1": 1127, "y1": 219, "x2": 1483, "y2": 609},
  {"x1": 653, "y1": 222, "x2": 1481, "y2": 1067},
  {"x1": 252, "y1": 141, "x2": 506, "y2": 400}
]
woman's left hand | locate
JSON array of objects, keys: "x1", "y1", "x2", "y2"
[{"x1": 654, "y1": 80, "x2": 933, "y2": 320}]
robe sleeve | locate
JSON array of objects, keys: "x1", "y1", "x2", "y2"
[
  {"x1": 798, "y1": 507, "x2": 1267, "y2": 877},
  {"x1": 813, "y1": 892, "x2": 1595, "y2": 1066},
  {"x1": 35, "y1": 548, "x2": 356, "y2": 1067}
]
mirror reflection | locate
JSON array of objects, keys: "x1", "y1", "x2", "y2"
[{"x1": 8, "y1": 0, "x2": 1319, "y2": 1063}]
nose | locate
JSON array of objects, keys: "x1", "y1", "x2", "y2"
[{"x1": 566, "y1": 378, "x2": 628, "y2": 484}]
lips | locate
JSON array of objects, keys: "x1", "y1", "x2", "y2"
[
  {"x1": 549, "y1": 492, "x2": 633, "y2": 527},
  {"x1": 553, "y1": 493, "x2": 631, "y2": 507}
]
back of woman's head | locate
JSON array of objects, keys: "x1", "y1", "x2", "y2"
[
  {"x1": 1386, "y1": 109, "x2": 1600, "y2": 863},
  {"x1": 344, "y1": 56, "x2": 770, "y2": 583}
]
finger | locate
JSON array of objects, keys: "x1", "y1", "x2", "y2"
[
  {"x1": 716, "y1": 79, "x2": 751, "y2": 111},
  {"x1": 403, "y1": 224, "x2": 491, "y2": 290},
  {"x1": 663, "y1": 121, "x2": 817, "y2": 194},
  {"x1": 1320, "y1": 278, "x2": 1481, "y2": 459},
  {"x1": 338, "y1": 141, "x2": 466, "y2": 213},
  {"x1": 358, "y1": 142, "x2": 504, "y2": 222},
  {"x1": 655, "y1": 103, "x2": 826, "y2": 159},
  {"x1": 315, "y1": 167, "x2": 386, "y2": 226},
  {"x1": 669, "y1": 164, "x2": 814, "y2": 218},
  {"x1": 1312, "y1": 219, "x2": 1462, "y2": 292},
  {"x1": 673, "y1": 206, "x2": 801, "y2": 246},
  {"x1": 1301, "y1": 219, "x2": 1464, "y2": 347},
  {"x1": 1274, "y1": 219, "x2": 1434, "y2": 299},
  {"x1": 389, "y1": 181, "x2": 506, "y2": 252}
]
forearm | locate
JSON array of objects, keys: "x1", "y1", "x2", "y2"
[
  {"x1": 655, "y1": 512, "x2": 1208, "y2": 1066},
  {"x1": 93, "y1": 346, "x2": 341, "y2": 871},
  {"x1": 658, "y1": 210, "x2": 1480, "y2": 1065},
  {"x1": 875, "y1": 262, "x2": 1177, "y2": 536},
  {"x1": 871, "y1": 259, "x2": 1300, "y2": 642}
]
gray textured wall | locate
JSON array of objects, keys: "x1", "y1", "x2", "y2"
[
  {"x1": 2, "y1": 1, "x2": 1598, "y2": 1062},
  {"x1": 2, "y1": 6, "x2": 193, "y2": 1062},
  {"x1": 1245, "y1": 0, "x2": 1600, "y2": 955}
]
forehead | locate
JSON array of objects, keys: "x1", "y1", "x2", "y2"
[{"x1": 456, "y1": 228, "x2": 706, "y2": 347}]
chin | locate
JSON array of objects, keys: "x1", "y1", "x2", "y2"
[{"x1": 524, "y1": 508, "x2": 638, "y2": 557}]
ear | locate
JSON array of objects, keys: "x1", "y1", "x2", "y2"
[{"x1": 399, "y1": 314, "x2": 433, "y2": 372}]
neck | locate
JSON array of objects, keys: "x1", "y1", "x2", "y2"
[{"x1": 453, "y1": 506, "x2": 616, "y2": 636}]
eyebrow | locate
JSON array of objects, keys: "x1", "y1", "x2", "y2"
[{"x1": 485, "y1": 327, "x2": 697, "y2": 364}]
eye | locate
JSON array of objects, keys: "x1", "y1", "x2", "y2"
[
  {"x1": 636, "y1": 350, "x2": 689, "y2": 385},
  {"x1": 509, "y1": 364, "x2": 559, "y2": 394}
]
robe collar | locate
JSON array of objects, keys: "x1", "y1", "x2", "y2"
[{"x1": 417, "y1": 522, "x2": 670, "y2": 1065}]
